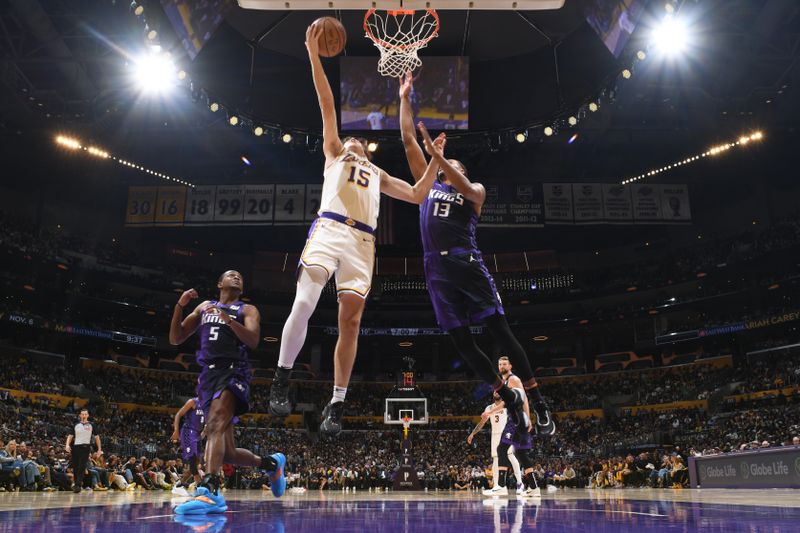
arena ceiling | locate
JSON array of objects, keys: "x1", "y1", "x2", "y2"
[{"x1": 0, "y1": 0, "x2": 798, "y2": 185}]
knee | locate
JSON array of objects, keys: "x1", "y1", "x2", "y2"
[{"x1": 338, "y1": 314, "x2": 362, "y2": 335}]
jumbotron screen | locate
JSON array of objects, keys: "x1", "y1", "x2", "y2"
[{"x1": 339, "y1": 56, "x2": 469, "y2": 131}]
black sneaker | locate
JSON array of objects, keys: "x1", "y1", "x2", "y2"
[
  {"x1": 320, "y1": 401, "x2": 345, "y2": 436},
  {"x1": 269, "y1": 376, "x2": 291, "y2": 416},
  {"x1": 532, "y1": 401, "x2": 556, "y2": 435}
]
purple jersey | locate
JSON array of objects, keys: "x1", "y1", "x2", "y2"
[
  {"x1": 196, "y1": 300, "x2": 249, "y2": 366},
  {"x1": 182, "y1": 397, "x2": 204, "y2": 433},
  {"x1": 419, "y1": 180, "x2": 479, "y2": 254}
]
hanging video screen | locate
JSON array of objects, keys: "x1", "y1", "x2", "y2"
[
  {"x1": 585, "y1": 0, "x2": 646, "y2": 58},
  {"x1": 340, "y1": 56, "x2": 469, "y2": 131}
]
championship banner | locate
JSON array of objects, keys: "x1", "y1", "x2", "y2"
[
  {"x1": 154, "y1": 186, "x2": 187, "y2": 226},
  {"x1": 572, "y1": 183, "x2": 604, "y2": 224},
  {"x1": 542, "y1": 183, "x2": 574, "y2": 224},
  {"x1": 542, "y1": 183, "x2": 691, "y2": 225},
  {"x1": 480, "y1": 184, "x2": 544, "y2": 227},
  {"x1": 124, "y1": 187, "x2": 158, "y2": 226}
]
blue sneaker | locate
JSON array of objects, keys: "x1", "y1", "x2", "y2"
[
  {"x1": 267, "y1": 453, "x2": 286, "y2": 498},
  {"x1": 173, "y1": 513, "x2": 228, "y2": 532},
  {"x1": 173, "y1": 486, "x2": 228, "y2": 515}
]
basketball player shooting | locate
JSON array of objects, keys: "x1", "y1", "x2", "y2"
[
  {"x1": 269, "y1": 22, "x2": 446, "y2": 437},
  {"x1": 168, "y1": 271, "x2": 286, "y2": 514},
  {"x1": 400, "y1": 72, "x2": 556, "y2": 437}
]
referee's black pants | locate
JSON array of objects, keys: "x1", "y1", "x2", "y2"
[{"x1": 72, "y1": 445, "x2": 91, "y2": 490}]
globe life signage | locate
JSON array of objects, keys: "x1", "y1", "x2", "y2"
[{"x1": 689, "y1": 446, "x2": 800, "y2": 488}]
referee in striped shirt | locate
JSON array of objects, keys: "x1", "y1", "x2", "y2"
[{"x1": 65, "y1": 408, "x2": 102, "y2": 493}]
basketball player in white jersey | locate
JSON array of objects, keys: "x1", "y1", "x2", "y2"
[
  {"x1": 467, "y1": 392, "x2": 523, "y2": 495},
  {"x1": 270, "y1": 22, "x2": 445, "y2": 436}
]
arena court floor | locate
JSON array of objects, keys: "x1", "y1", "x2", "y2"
[{"x1": 2, "y1": 488, "x2": 800, "y2": 532}]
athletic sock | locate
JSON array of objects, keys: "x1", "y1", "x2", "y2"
[
  {"x1": 200, "y1": 473, "x2": 221, "y2": 495},
  {"x1": 260, "y1": 455, "x2": 278, "y2": 471},
  {"x1": 498, "y1": 469, "x2": 508, "y2": 488},
  {"x1": 275, "y1": 366, "x2": 292, "y2": 382},
  {"x1": 331, "y1": 386, "x2": 347, "y2": 404}
]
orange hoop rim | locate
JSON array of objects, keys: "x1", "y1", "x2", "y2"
[{"x1": 363, "y1": 8, "x2": 440, "y2": 52}]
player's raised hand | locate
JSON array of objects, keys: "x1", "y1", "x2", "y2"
[
  {"x1": 418, "y1": 122, "x2": 445, "y2": 159},
  {"x1": 467, "y1": 434, "x2": 474, "y2": 445},
  {"x1": 399, "y1": 70, "x2": 414, "y2": 99},
  {"x1": 178, "y1": 289, "x2": 198, "y2": 307},
  {"x1": 305, "y1": 22, "x2": 322, "y2": 56}
]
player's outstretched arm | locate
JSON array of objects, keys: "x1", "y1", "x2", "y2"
[
  {"x1": 420, "y1": 124, "x2": 485, "y2": 209},
  {"x1": 306, "y1": 23, "x2": 343, "y2": 162},
  {"x1": 467, "y1": 417, "x2": 488, "y2": 444},
  {"x1": 380, "y1": 126, "x2": 443, "y2": 204},
  {"x1": 169, "y1": 289, "x2": 204, "y2": 345},
  {"x1": 171, "y1": 398, "x2": 195, "y2": 442},
  {"x1": 399, "y1": 71, "x2": 427, "y2": 181}
]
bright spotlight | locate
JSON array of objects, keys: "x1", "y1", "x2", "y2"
[
  {"x1": 253, "y1": 126, "x2": 264, "y2": 136},
  {"x1": 134, "y1": 52, "x2": 176, "y2": 94},
  {"x1": 621, "y1": 69, "x2": 632, "y2": 79},
  {"x1": 568, "y1": 116, "x2": 578, "y2": 126},
  {"x1": 210, "y1": 102, "x2": 220, "y2": 112},
  {"x1": 515, "y1": 132, "x2": 527, "y2": 143},
  {"x1": 281, "y1": 133, "x2": 293, "y2": 144},
  {"x1": 543, "y1": 126, "x2": 554, "y2": 137},
  {"x1": 589, "y1": 102, "x2": 599, "y2": 112},
  {"x1": 367, "y1": 141, "x2": 378, "y2": 153},
  {"x1": 228, "y1": 115, "x2": 239, "y2": 126},
  {"x1": 651, "y1": 15, "x2": 689, "y2": 57}
]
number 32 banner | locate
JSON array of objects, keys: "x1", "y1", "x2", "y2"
[{"x1": 126, "y1": 185, "x2": 316, "y2": 227}]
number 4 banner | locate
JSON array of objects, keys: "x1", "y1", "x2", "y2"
[{"x1": 274, "y1": 185, "x2": 306, "y2": 223}]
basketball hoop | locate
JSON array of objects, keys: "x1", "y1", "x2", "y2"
[
  {"x1": 364, "y1": 9, "x2": 440, "y2": 78},
  {"x1": 402, "y1": 416, "x2": 412, "y2": 438}
]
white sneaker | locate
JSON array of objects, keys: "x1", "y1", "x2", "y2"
[
  {"x1": 482, "y1": 486, "x2": 508, "y2": 496},
  {"x1": 171, "y1": 486, "x2": 190, "y2": 497},
  {"x1": 522, "y1": 487, "x2": 541, "y2": 498},
  {"x1": 516, "y1": 483, "x2": 525, "y2": 495},
  {"x1": 546, "y1": 484, "x2": 558, "y2": 493}
]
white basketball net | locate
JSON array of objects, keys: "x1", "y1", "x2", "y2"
[{"x1": 364, "y1": 9, "x2": 440, "y2": 78}]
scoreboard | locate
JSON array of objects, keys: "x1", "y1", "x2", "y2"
[{"x1": 125, "y1": 184, "x2": 323, "y2": 227}]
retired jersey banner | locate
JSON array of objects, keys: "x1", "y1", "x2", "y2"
[
  {"x1": 542, "y1": 183, "x2": 691, "y2": 225},
  {"x1": 480, "y1": 184, "x2": 544, "y2": 227}
]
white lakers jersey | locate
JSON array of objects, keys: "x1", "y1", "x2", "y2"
[
  {"x1": 485, "y1": 404, "x2": 507, "y2": 436},
  {"x1": 320, "y1": 150, "x2": 382, "y2": 229}
]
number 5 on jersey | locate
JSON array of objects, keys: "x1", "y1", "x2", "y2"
[
  {"x1": 348, "y1": 167, "x2": 370, "y2": 188},
  {"x1": 209, "y1": 326, "x2": 219, "y2": 341}
]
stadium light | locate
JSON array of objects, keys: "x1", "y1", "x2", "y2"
[
  {"x1": 543, "y1": 126, "x2": 554, "y2": 137},
  {"x1": 651, "y1": 15, "x2": 689, "y2": 57},
  {"x1": 367, "y1": 141, "x2": 379, "y2": 153},
  {"x1": 228, "y1": 115, "x2": 239, "y2": 126},
  {"x1": 515, "y1": 132, "x2": 527, "y2": 143},
  {"x1": 209, "y1": 102, "x2": 220, "y2": 112},
  {"x1": 253, "y1": 126, "x2": 264, "y2": 137},
  {"x1": 133, "y1": 51, "x2": 177, "y2": 94},
  {"x1": 281, "y1": 133, "x2": 293, "y2": 144}
]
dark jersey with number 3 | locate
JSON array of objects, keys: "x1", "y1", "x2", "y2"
[
  {"x1": 196, "y1": 300, "x2": 248, "y2": 366},
  {"x1": 419, "y1": 180, "x2": 479, "y2": 254}
]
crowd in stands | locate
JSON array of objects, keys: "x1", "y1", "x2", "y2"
[
  {"x1": 3, "y1": 349, "x2": 800, "y2": 417},
  {"x1": 2, "y1": 352, "x2": 799, "y2": 494}
]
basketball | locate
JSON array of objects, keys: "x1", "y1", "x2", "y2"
[{"x1": 313, "y1": 16, "x2": 346, "y2": 57}]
